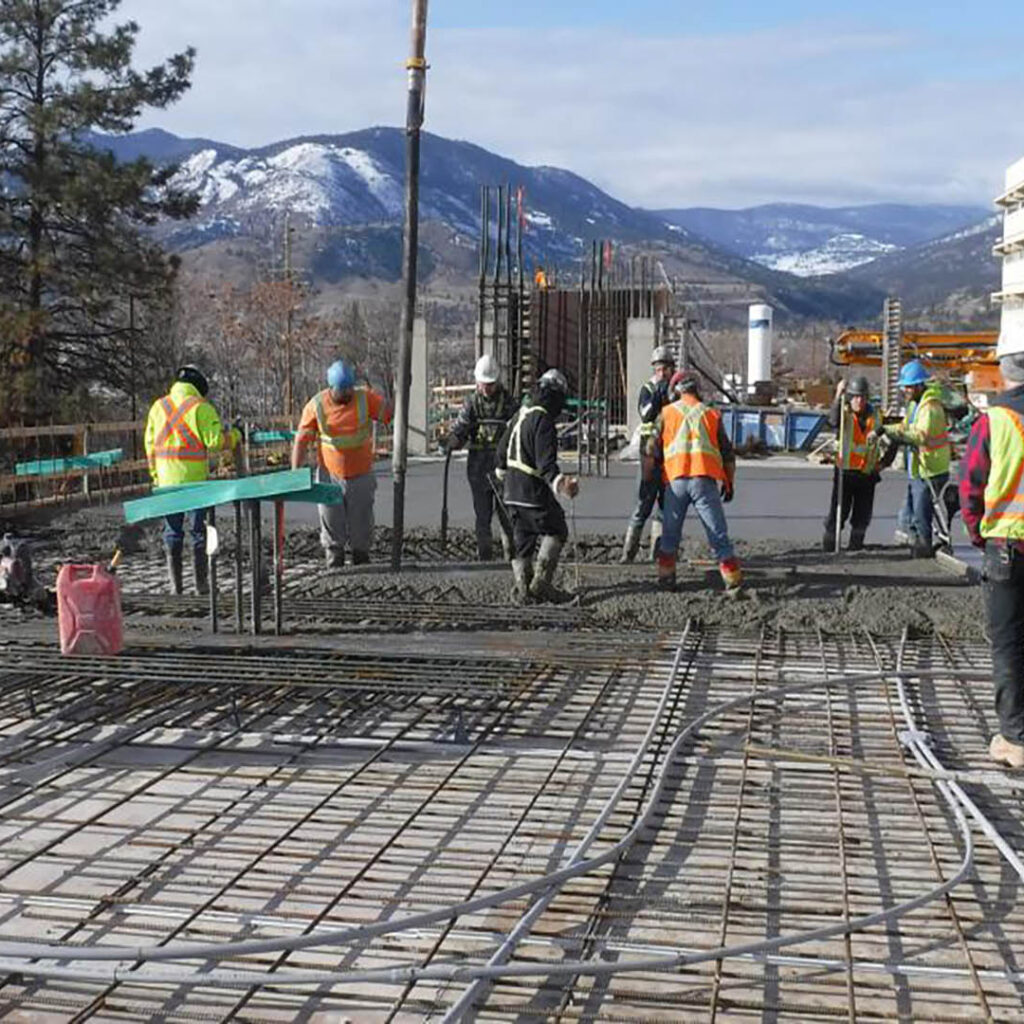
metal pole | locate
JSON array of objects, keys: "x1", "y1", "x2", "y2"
[
  {"x1": 834, "y1": 403, "x2": 846, "y2": 557},
  {"x1": 273, "y1": 500, "x2": 284, "y2": 635},
  {"x1": 284, "y1": 212, "x2": 294, "y2": 417},
  {"x1": 391, "y1": 0, "x2": 429, "y2": 571}
]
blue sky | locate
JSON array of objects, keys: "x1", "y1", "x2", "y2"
[{"x1": 124, "y1": 0, "x2": 1022, "y2": 209}]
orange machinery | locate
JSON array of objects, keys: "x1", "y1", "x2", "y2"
[{"x1": 831, "y1": 329, "x2": 1002, "y2": 394}]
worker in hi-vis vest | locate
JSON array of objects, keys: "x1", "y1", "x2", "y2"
[
  {"x1": 960, "y1": 323, "x2": 1024, "y2": 770},
  {"x1": 291, "y1": 359, "x2": 392, "y2": 568},
  {"x1": 144, "y1": 364, "x2": 239, "y2": 596}
]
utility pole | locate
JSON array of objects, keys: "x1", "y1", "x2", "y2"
[
  {"x1": 391, "y1": 0, "x2": 429, "y2": 570},
  {"x1": 284, "y1": 212, "x2": 294, "y2": 417}
]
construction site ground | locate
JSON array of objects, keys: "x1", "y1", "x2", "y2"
[{"x1": 0, "y1": 455, "x2": 1021, "y2": 1021}]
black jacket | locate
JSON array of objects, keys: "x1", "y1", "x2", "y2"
[
  {"x1": 496, "y1": 401, "x2": 564, "y2": 508},
  {"x1": 451, "y1": 386, "x2": 517, "y2": 451}
]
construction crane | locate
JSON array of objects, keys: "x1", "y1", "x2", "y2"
[{"x1": 829, "y1": 307, "x2": 1001, "y2": 410}]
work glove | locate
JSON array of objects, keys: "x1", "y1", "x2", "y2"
[
  {"x1": 556, "y1": 475, "x2": 580, "y2": 499},
  {"x1": 654, "y1": 379, "x2": 670, "y2": 404},
  {"x1": 443, "y1": 434, "x2": 459, "y2": 454},
  {"x1": 872, "y1": 422, "x2": 888, "y2": 440},
  {"x1": 720, "y1": 482, "x2": 734, "y2": 503}
]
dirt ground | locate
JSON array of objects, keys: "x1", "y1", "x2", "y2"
[{"x1": 2, "y1": 504, "x2": 985, "y2": 640}]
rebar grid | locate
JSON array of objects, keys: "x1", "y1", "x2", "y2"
[{"x1": 0, "y1": 628, "x2": 1020, "y2": 1022}]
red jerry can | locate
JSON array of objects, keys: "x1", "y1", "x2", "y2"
[{"x1": 56, "y1": 564, "x2": 124, "y2": 656}]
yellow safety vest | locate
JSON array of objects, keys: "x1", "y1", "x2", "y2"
[{"x1": 981, "y1": 407, "x2": 1024, "y2": 540}]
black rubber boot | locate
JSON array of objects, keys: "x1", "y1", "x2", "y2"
[
  {"x1": 529, "y1": 536, "x2": 574, "y2": 604},
  {"x1": 511, "y1": 558, "x2": 533, "y2": 605},
  {"x1": 325, "y1": 548, "x2": 345, "y2": 569},
  {"x1": 821, "y1": 529, "x2": 836, "y2": 553},
  {"x1": 192, "y1": 548, "x2": 209, "y2": 596},
  {"x1": 351, "y1": 550, "x2": 370, "y2": 566},
  {"x1": 848, "y1": 529, "x2": 866, "y2": 552},
  {"x1": 166, "y1": 545, "x2": 184, "y2": 596},
  {"x1": 477, "y1": 538, "x2": 494, "y2": 561}
]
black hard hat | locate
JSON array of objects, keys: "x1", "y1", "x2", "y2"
[
  {"x1": 847, "y1": 376, "x2": 870, "y2": 397},
  {"x1": 176, "y1": 364, "x2": 209, "y2": 397}
]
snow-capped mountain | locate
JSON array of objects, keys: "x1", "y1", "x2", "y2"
[{"x1": 657, "y1": 203, "x2": 991, "y2": 277}]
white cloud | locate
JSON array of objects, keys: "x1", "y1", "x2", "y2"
[{"x1": 122, "y1": 1, "x2": 1020, "y2": 208}]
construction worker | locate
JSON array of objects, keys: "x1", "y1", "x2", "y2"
[
  {"x1": 960, "y1": 324, "x2": 1024, "y2": 769},
  {"x1": 291, "y1": 360, "x2": 392, "y2": 568},
  {"x1": 144, "y1": 364, "x2": 239, "y2": 596},
  {"x1": 445, "y1": 354, "x2": 517, "y2": 560},
  {"x1": 645, "y1": 370, "x2": 741, "y2": 593},
  {"x1": 877, "y1": 359, "x2": 951, "y2": 557},
  {"x1": 621, "y1": 345, "x2": 675, "y2": 562},
  {"x1": 822, "y1": 375, "x2": 881, "y2": 552},
  {"x1": 495, "y1": 368, "x2": 580, "y2": 604}
]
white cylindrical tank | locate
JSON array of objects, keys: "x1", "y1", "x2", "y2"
[{"x1": 747, "y1": 303, "x2": 773, "y2": 389}]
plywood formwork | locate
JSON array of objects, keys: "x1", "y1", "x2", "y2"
[{"x1": 0, "y1": 617, "x2": 1021, "y2": 1021}]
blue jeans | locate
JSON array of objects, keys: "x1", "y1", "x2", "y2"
[
  {"x1": 164, "y1": 508, "x2": 207, "y2": 553},
  {"x1": 628, "y1": 468, "x2": 664, "y2": 530},
  {"x1": 659, "y1": 476, "x2": 735, "y2": 562},
  {"x1": 901, "y1": 474, "x2": 948, "y2": 548}
]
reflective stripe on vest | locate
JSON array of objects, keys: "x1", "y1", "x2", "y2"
[
  {"x1": 981, "y1": 407, "x2": 1024, "y2": 539},
  {"x1": 662, "y1": 400, "x2": 725, "y2": 482},
  {"x1": 838, "y1": 410, "x2": 879, "y2": 473},
  {"x1": 918, "y1": 397, "x2": 950, "y2": 452},
  {"x1": 152, "y1": 395, "x2": 206, "y2": 461},
  {"x1": 314, "y1": 389, "x2": 370, "y2": 450},
  {"x1": 506, "y1": 405, "x2": 546, "y2": 478}
]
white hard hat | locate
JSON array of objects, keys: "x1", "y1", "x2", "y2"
[
  {"x1": 996, "y1": 321, "x2": 1024, "y2": 359},
  {"x1": 474, "y1": 354, "x2": 500, "y2": 384}
]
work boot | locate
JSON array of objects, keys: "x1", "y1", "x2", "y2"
[
  {"x1": 620, "y1": 524, "x2": 642, "y2": 564},
  {"x1": 912, "y1": 539, "x2": 934, "y2": 559},
  {"x1": 193, "y1": 548, "x2": 209, "y2": 597},
  {"x1": 351, "y1": 550, "x2": 370, "y2": 566},
  {"x1": 165, "y1": 545, "x2": 184, "y2": 596},
  {"x1": 477, "y1": 538, "x2": 494, "y2": 562},
  {"x1": 989, "y1": 734, "x2": 1024, "y2": 769},
  {"x1": 719, "y1": 557, "x2": 743, "y2": 594},
  {"x1": 821, "y1": 529, "x2": 836, "y2": 553},
  {"x1": 649, "y1": 520, "x2": 663, "y2": 563},
  {"x1": 655, "y1": 550, "x2": 676, "y2": 592},
  {"x1": 511, "y1": 558, "x2": 533, "y2": 605},
  {"x1": 529, "y1": 536, "x2": 574, "y2": 604},
  {"x1": 848, "y1": 529, "x2": 866, "y2": 552},
  {"x1": 324, "y1": 548, "x2": 345, "y2": 569}
]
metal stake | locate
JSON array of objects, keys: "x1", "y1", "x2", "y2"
[
  {"x1": 273, "y1": 500, "x2": 284, "y2": 636},
  {"x1": 208, "y1": 506, "x2": 218, "y2": 633}
]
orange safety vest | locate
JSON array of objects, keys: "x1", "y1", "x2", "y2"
[
  {"x1": 151, "y1": 395, "x2": 207, "y2": 463},
  {"x1": 661, "y1": 399, "x2": 726, "y2": 484},
  {"x1": 838, "y1": 408, "x2": 880, "y2": 473},
  {"x1": 981, "y1": 407, "x2": 1024, "y2": 540}
]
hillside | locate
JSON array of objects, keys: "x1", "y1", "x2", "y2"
[{"x1": 88, "y1": 127, "x2": 890, "y2": 324}]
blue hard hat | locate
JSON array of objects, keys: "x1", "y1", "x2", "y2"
[
  {"x1": 327, "y1": 360, "x2": 355, "y2": 391},
  {"x1": 897, "y1": 359, "x2": 929, "y2": 387}
]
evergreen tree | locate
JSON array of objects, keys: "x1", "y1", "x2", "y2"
[{"x1": 0, "y1": 0, "x2": 197, "y2": 421}]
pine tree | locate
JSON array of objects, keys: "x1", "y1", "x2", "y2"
[{"x1": 0, "y1": 0, "x2": 197, "y2": 421}]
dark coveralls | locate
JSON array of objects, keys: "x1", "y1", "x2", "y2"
[
  {"x1": 823, "y1": 396, "x2": 880, "y2": 550},
  {"x1": 495, "y1": 401, "x2": 568, "y2": 558},
  {"x1": 449, "y1": 386, "x2": 517, "y2": 558},
  {"x1": 960, "y1": 383, "x2": 1024, "y2": 749},
  {"x1": 628, "y1": 378, "x2": 670, "y2": 530}
]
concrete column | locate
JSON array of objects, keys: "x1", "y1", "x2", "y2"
[
  {"x1": 626, "y1": 318, "x2": 656, "y2": 438},
  {"x1": 408, "y1": 317, "x2": 429, "y2": 455}
]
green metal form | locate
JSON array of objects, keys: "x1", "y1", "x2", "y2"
[
  {"x1": 250, "y1": 430, "x2": 295, "y2": 445},
  {"x1": 16, "y1": 449, "x2": 123, "y2": 476},
  {"x1": 122, "y1": 468, "x2": 345, "y2": 524}
]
